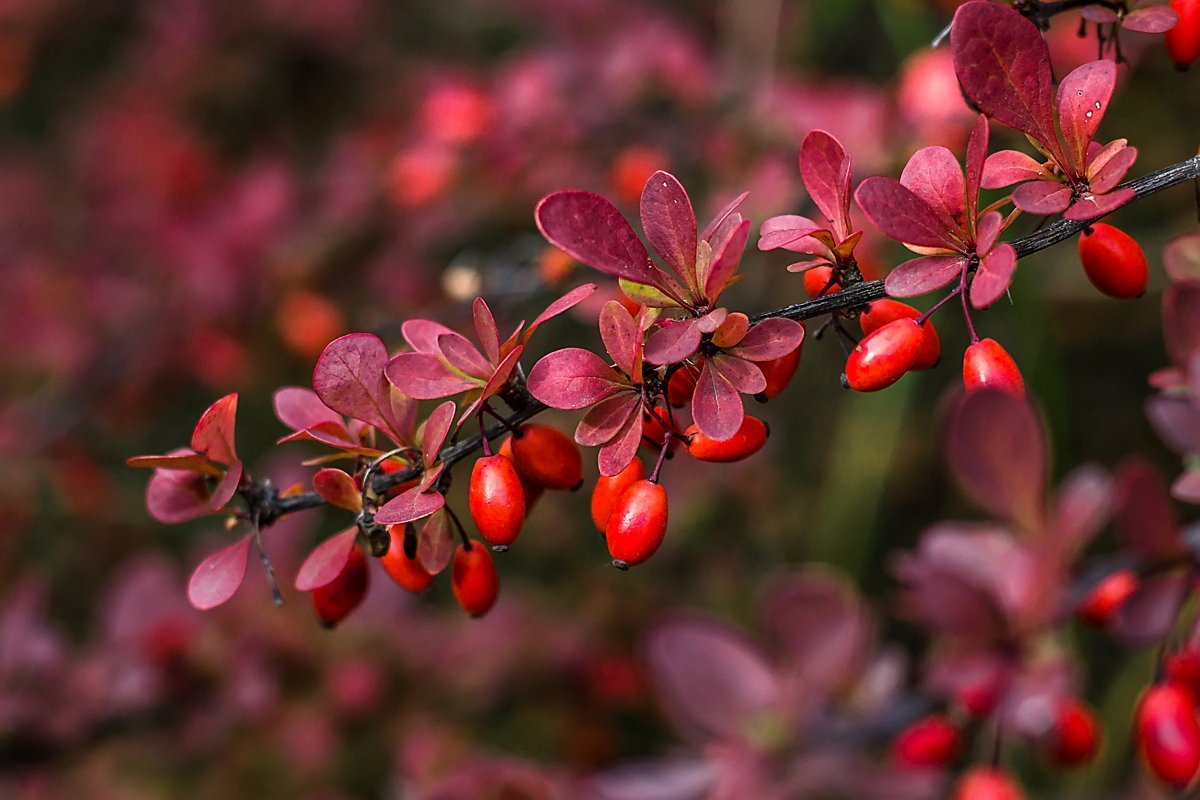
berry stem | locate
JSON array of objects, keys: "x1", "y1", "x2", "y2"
[
  {"x1": 478, "y1": 412, "x2": 493, "y2": 457},
  {"x1": 445, "y1": 505, "x2": 473, "y2": 550},
  {"x1": 915, "y1": 286, "x2": 961, "y2": 327}
]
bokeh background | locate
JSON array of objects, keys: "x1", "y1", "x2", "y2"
[{"x1": 2, "y1": 0, "x2": 1199, "y2": 796}]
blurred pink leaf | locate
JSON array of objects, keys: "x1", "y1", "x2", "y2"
[
  {"x1": 1163, "y1": 282, "x2": 1200, "y2": 367},
  {"x1": 691, "y1": 359, "x2": 744, "y2": 442},
  {"x1": 1057, "y1": 61, "x2": 1116, "y2": 174},
  {"x1": 1164, "y1": 233, "x2": 1200, "y2": 282},
  {"x1": 528, "y1": 348, "x2": 627, "y2": 410},
  {"x1": 313, "y1": 468, "x2": 361, "y2": 512},
  {"x1": 188, "y1": 534, "x2": 253, "y2": 610},
  {"x1": 295, "y1": 528, "x2": 358, "y2": 591},
  {"x1": 535, "y1": 191, "x2": 662, "y2": 287},
  {"x1": 273, "y1": 386, "x2": 343, "y2": 432},
  {"x1": 147, "y1": 464, "x2": 213, "y2": 524},
  {"x1": 640, "y1": 171, "x2": 698, "y2": 287},
  {"x1": 1146, "y1": 394, "x2": 1200, "y2": 455},
  {"x1": 1049, "y1": 464, "x2": 1112, "y2": 558},
  {"x1": 1124, "y1": 6, "x2": 1179, "y2": 33},
  {"x1": 585, "y1": 759, "x2": 714, "y2": 800},
  {"x1": 191, "y1": 393, "x2": 238, "y2": 465},
  {"x1": 1113, "y1": 459, "x2": 1183, "y2": 559},
  {"x1": 726, "y1": 318, "x2": 805, "y2": 362},
  {"x1": 1112, "y1": 571, "x2": 1189, "y2": 647}
]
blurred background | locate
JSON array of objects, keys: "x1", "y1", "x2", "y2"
[{"x1": 1, "y1": 0, "x2": 1198, "y2": 796}]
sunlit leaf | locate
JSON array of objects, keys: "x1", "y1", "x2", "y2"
[
  {"x1": 191, "y1": 393, "x2": 238, "y2": 465},
  {"x1": 313, "y1": 468, "x2": 362, "y2": 512}
]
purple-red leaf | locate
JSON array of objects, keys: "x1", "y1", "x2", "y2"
[
  {"x1": 127, "y1": 453, "x2": 221, "y2": 476},
  {"x1": 641, "y1": 171, "x2": 698, "y2": 288},
  {"x1": 971, "y1": 243, "x2": 1017, "y2": 309},
  {"x1": 576, "y1": 392, "x2": 641, "y2": 447},
  {"x1": 528, "y1": 348, "x2": 626, "y2": 410},
  {"x1": 385, "y1": 352, "x2": 481, "y2": 399},
  {"x1": 1112, "y1": 571, "x2": 1190, "y2": 647},
  {"x1": 1113, "y1": 459, "x2": 1183, "y2": 560},
  {"x1": 526, "y1": 283, "x2": 598, "y2": 339},
  {"x1": 146, "y1": 466, "x2": 212, "y2": 524},
  {"x1": 209, "y1": 461, "x2": 243, "y2": 511},
  {"x1": 437, "y1": 332, "x2": 491, "y2": 379},
  {"x1": 375, "y1": 485, "x2": 446, "y2": 525},
  {"x1": 191, "y1": 393, "x2": 238, "y2": 465},
  {"x1": 597, "y1": 408, "x2": 644, "y2": 477},
  {"x1": 422, "y1": 401, "x2": 456, "y2": 464},
  {"x1": 273, "y1": 386, "x2": 343, "y2": 433},
  {"x1": 703, "y1": 218, "x2": 750, "y2": 302},
  {"x1": 1057, "y1": 60, "x2": 1117, "y2": 175},
  {"x1": 314, "y1": 334, "x2": 403, "y2": 435},
  {"x1": 946, "y1": 389, "x2": 1046, "y2": 530},
  {"x1": 884, "y1": 255, "x2": 966, "y2": 298},
  {"x1": 1049, "y1": 465, "x2": 1112, "y2": 558},
  {"x1": 1013, "y1": 181, "x2": 1072, "y2": 215},
  {"x1": 854, "y1": 178, "x2": 963, "y2": 251},
  {"x1": 600, "y1": 301, "x2": 641, "y2": 376},
  {"x1": 294, "y1": 528, "x2": 359, "y2": 591},
  {"x1": 402, "y1": 318, "x2": 457, "y2": 355},
  {"x1": 188, "y1": 534, "x2": 253, "y2": 610},
  {"x1": 982, "y1": 150, "x2": 1051, "y2": 189},
  {"x1": 1064, "y1": 187, "x2": 1134, "y2": 221},
  {"x1": 727, "y1": 318, "x2": 805, "y2": 362},
  {"x1": 899, "y1": 146, "x2": 967, "y2": 239},
  {"x1": 459, "y1": 346, "x2": 523, "y2": 424},
  {"x1": 472, "y1": 298, "x2": 500, "y2": 364},
  {"x1": 1089, "y1": 145, "x2": 1137, "y2": 193},
  {"x1": 313, "y1": 469, "x2": 362, "y2": 511},
  {"x1": 800, "y1": 130, "x2": 853, "y2": 236},
  {"x1": 691, "y1": 359, "x2": 745, "y2": 442},
  {"x1": 535, "y1": 190, "x2": 662, "y2": 286},
  {"x1": 417, "y1": 512, "x2": 454, "y2": 575},
  {"x1": 700, "y1": 191, "x2": 749, "y2": 242},
  {"x1": 1124, "y1": 6, "x2": 1179, "y2": 33},
  {"x1": 965, "y1": 115, "x2": 989, "y2": 220},
  {"x1": 757, "y1": 215, "x2": 824, "y2": 252},
  {"x1": 952, "y1": 1, "x2": 1063, "y2": 163},
  {"x1": 711, "y1": 354, "x2": 766, "y2": 395},
  {"x1": 644, "y1": 319, "x2": 702, "y2": 366}
]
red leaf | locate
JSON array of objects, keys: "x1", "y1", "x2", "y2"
[
  {"x1": 576, "y1": 392, "x2": 640, "y2": 446},
  {"x1": 1089, "y1": 145, "x2": 1137, "y2": 193},
  {"x1": 970, "y1": 243, "x2": 1016, "y2": 309},
  {"x1": 472, "y1": 298, "x2": 500, "y2": 364},
  {"x1": 528, "y1": 347, "x2": 626, "y2": 410},
  {"x1": 691, "y1": 359, "x2": 744, "y2": 442},
  {"x1": 191, "y1": 393, "x2": 238, "y2": 465},
  {"x1": 644, "y1": 616, "x2": 781, "y2": 742},
  {"x1": 1013, "y1": 181, "x2": 1072, "y2": 215},
  {"x1": 422, "y1": 400, "x2": 456, "y2": 463},
  {"x1": 294, "y1": 528, "x2": 359, "y2": 591},
  {"x1": 188, "y1": 534, "x2": 253, "y2": 610},
  {"x1": 313, "y1": 468, "x2": 362, "y2": 511},
  {"x1": 1064, "y1": 187, "x2": 1134, "y2": 221},
  {"x1": 703, "y1": 218, "x2": 750, "y2": 302},
  {"x1": 526, "y1": 283, "x2": 598, "y2": 339},
  {"x1": 597, "y1": 407, "x2": 645, "y2": 477},
  {"x1": 314, "y1": 334, "x2": 405, "y2": 436},
  {"x1": 884, "y1": 254, "x2": 965, "y2": 298},
  {"x1": 644, "y1": 319, "x2": 702, "y2": 365},
  {"x1": 982, "y1": 150, "x2": 1050, "y2": 189},
  {"x1": 127, "y1": 453, "x2": 222, "y2": 476},
  {"x1": 385, "y1": 352, "x2": 481, "y2": 399},
  {"x1": 535, "y1": 190, "x2": 663, "y2": 287},
  {"x1": 437, "y1": 332, "x2": 491, "y2": 378},
  {"x1": 640, "y1": 171, "x2": 698, "y2": 289},
  {"x1": 757, "y1": 215, "x2": 824, "y2": 251},
  {"x1": 965, "y1": 115, "x2": 989, "y2": 221},
  {"x1": 401, "y1": 318, "x2": 458, "y2": 355},
  {"x1": 1112, "y1": 571, "x2": 1190, "y2": 647},
  {"x1": 899, "y1": 146, "x2": 967, "y2": 240},
  {"x1": 952, "y1": 1, "x2": 1063, "y2": 164},
  {"x1": 711, "y1": 354, "x2": 766, "y2": 395},
  {"x1": 1048, "y1": 465, "x2": 1112, "y2": 558},
  {"x1": 1147, "y1": 395, "x2": 1200, "y2": 456},
  {"x1": 699, "y1": 191, "x2": 749, "y2": 241},
  {"x1": 946, "y1": 389, "x2": 1046, "y2": 530},
  {"x1": 600, "y1": 300, "x2": 641, "y2": 376},
  {"x1": 800, "y1": 130, "x2": 853, "y2": 238},
  {"x1": 727, "y1": 318, "x2": 805, "y2": 362},
  {"x1": 854, "y1": 178, "x2": 963, "y2": 251},
  {"x1": 273, "y1": 386, "x2": 343, "y2": 433},
  {"x1": 375, "y1": 485, "x2": 446, "y2": 525},
  {"x1": 459, "y1": 346, "x2": 522, "y2": 424},
  {"x1": 1123, "y1": 6, "x2": 1179, "y2": 33},
  {"x1": 146, "y1": 467, "x2": 211, "y2": 524},
  {"x1": 209, "y1": 460, "x2": 243, "y2": 511},
  {"x1": 417, "y1": 511, "x2": 454, "y2": 575},
  {"x1": 1113, "y1": 459, "x2": 1183, "y2": 560},
  {"x1": 1057, "y1": 60, "x2": 1117, "y2": 175}
]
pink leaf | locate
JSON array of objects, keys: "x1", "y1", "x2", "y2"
[
  {"x1": 127, "y1": 453, "x2": 222, "y2": 476},
  {"x1": 535, "y1": 190, "x2": 662, "y2": 286},
  {"x1": 965, "y1": 115, "x2": 990, "y2": 220},
  {"x1": 951, "y1": 1, "x2": 1063, "y2": 164},
  {"x1": 526, "y1": 283, "x2": 598, "y2": 337},
  {"x1": 703, "y1": 218, "x2": 750, "y2": 301},
  {"x1": 1057, "y1": 60, "x2": 1117, "y2": 175},
  {"x1": 1113, "y1": 572, "x2": 1190, "y2": 647},
  {"x1": 294, "y1": 528, "x2": 359, "y2": 591},
  {"x1": 527, "y1": 348, "x2": 626, "y2": 410},
  {"x1": 644, "y1": 616, "x2": 781, "y2": 742},
  {"x1": 313, "y1": 469, "x2": 362, "y2": 511},
  {"x1": 982, "y1": 150, "x2": 1051, "y2": 189},
  {"x1": 188, "y1": 534, "x2": 253, "y2": 610},
  {"x1": 976, "y1": 209, "x2": 1004, "y2": 253},
  {"x1": 472, "y1": 298, "x2": 500, "y2": 364},
  {"x1": 1113, "y1": 459, "x2": 1183, "y2": 560},
  {"x1": 586, "y1": 759, "x2": 715, "y2": 800},
  {"x1": 273, "y1": 387, "x2": 343, "y2": 433},
  {"x1": 146, "y1": 467, "x2": 211, "y2": 524},
  {"x1": 694, "y1": 308, "x2": 728, "y2": 335},
  {"x1": 1164, "y1": 232, "x2": 1200, "y2": 282},
  {"x1": 644, "y1": 319, "x2": 702, "y2": 365},
  {"x1": 1123, "y1": 6, "x2": 1179, "y2": 33},
  {"x1": 700, "y1": 191, "x2": 749, "y2": 241},
  {"x1": 417, "y1": 511, "x2": 454, "y2": 575},
  {"x1": 422, "y1": 401, "x2": 456, "y2": 464},
  {"x1": 459, "y1": 346, "x2": 523, "y2": 424},
  {"x1": 899, "y1": 146, "x2": 967, "y2": 239},
  {"x1": 884, "y1": 254, "x2": 965, "y2": 298},
  {"x1": 1012, "y1": 181, "x2": 1072, "y2": 215},
  {"x1": 600, "y1": 300, "x2": 641, "y2": 376},
  {"x1": 191, "y1": 393, "x2": 238, "y2": 465},
  {"x1": 401, "y1": 318, "x2": 458, "y2": 355},
  {"x1": 854, "y1": 178, "x2": 963, "y2": 251},
  {"x1": 437, "y1": 332, "x2": 491, "y2": 379},
  {"x1": 209, "y1": 461, "x2": 243, "y2": 511},
  {"x1": 384, "y1": 352, "x2": 481, "y2": 399},
  {"x1": 727, "y1": 318, "x2": 805, "y2": 362},
  {"x1": 640, "y1": 171, "x2": 698, "y2": 288},
  {"x1": 375, "y1": 485, "x2": 446, "y2": 525},
  {"x1": 1063, "y1": 187, "x2": 1134, "y2": 220},
  {"x1": 1172, "y1": 470, "x2": 1200, "y2": 504},
  {"x1": 800, "y1": 130, "x2": 853, "y2": 236},
  {"x1": 691, "y1": 359, "x2": 744, "y2": 442},
  {"x1": 1147, "y1": 395, "x2": 1200, "y2": 456},
  {"x1": 757, "y1": 215, "x2": 824, "y2": 251},
  {"x1": 1089, "y1": 145, "x2": 1137, "y2": 193},
  {"x1": 1082, "y1": 6, "x2": 1120, "y2": 23},
  {"x1": 1164, "y1": 283, "x2": 1200, "y2": 367},
  {"x1": 597, "y1": 408, "x2": 644, "y2": 477},
  {"x1": 946, "y1": 389, "x2": 1046, "y2": 530},
  {"x1": 970, "y1": 243, "x2": 1017, "y2": 309},
  {"x1": 711, "y1": 354, "x2": 766, "y2": 395},
  {"x1": 576, "y1": 392, "x2": 641, "y2": 446},
  {"x1": 1049, "y1": 465, "x2": 1112, "y2": 557},
  {"x1": 314, "y1": 333, "x2": 403, "y2": 434}
]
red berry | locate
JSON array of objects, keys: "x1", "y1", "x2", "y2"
[
  {"x1": 1076, "y1": 569, "x2": 1138, "y2": 627},
  {"x1": 591, "y1": 458, "x2": 646, "y2": 534},
  {"x1": 313, "y1": 546, "x2": 369, "y2": 628},
  {"x1": 452, "y1": 541, "x2": 499, "y2": 617},
  {"x1": 962, "y1": 339, "x2": 1025, "y2": 396},
  {"x1": 509, "y1": 424, "x2": 583, "y2": 490},
  {"x1": 468, "y1": 454, "x2": 526, "y2": 549},
  {"x1": 1136, "y1": 683, "x2": 1200, "y2": 787},
  {"x1": 1166, "y1": 648, "x2": 1200, "y2": 702},
  {"x1": 1166, "y1": 0, "x2": 1200, "y2": 69},
  {"x1": 683, "y1": 416, "x2": 769, "y2": 463},
  {"x1": 891, "y1": 714, "x2": 960, "y2": 768},
  {"x1": 1047, "y1": 700, "x2": 1101, "y2": 767},
  {"x1": 844, "y1": 318, "x2": 923, "y2": 392},
  {"x1": 803, "y1": 265, "x2": 842, "y2": 299},
  {"x1": 380, "y1": 525, "x2": 433, "y2": 594},
  {"x1": 859, "y1": 299, "x2": 941, "y2": 369},
  {"x1": 952, "y1": 768, "x2": 1025, "y2": 800},
  {"x1": 667, "y1": 367, "x2": 699, "y2": 406},
  {"x1": 1077, "y1": 223, "x2": 1148, "y2": 299},
  {"x1": 605, "y1": 479, "x2": 668, "y2": 568},
  {"x1": 641, "y1": 404, "x2": 678, "y2": 450},
  {"x1": 498, "y1": 437, "x2": 543, "y2": 511},
  {"x1": 757, "y1": 340, "x2": 804, "y2": 399}
]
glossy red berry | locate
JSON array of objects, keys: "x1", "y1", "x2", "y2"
[
  {"x1": 1047, "y1": 700, "x2": 1101, "y2": 767},
  {"x1": 962, "y1": 339, "x2": 1025, "y2": 396},
  {"x1": 952, "y1": 768, "x2": 1025, "y2": 800},
  {"x1": 1077, "y1": 223, "x2": 1148, "y2": 299},
  {"x1": 844, "y1": 318, "x2": 923, "y2": 392},
  {"x1": 498, "y1": 437, "x2": 543, "y2": 512},
  {"x1": 509, "y1": 424, "x2": 583, "y2": 490},
  {"x1": 452, "y1": 541, "x2": 499, "y2": 617},
  {"x1": 468, "y1": 454, "x2": 526, "y2": 549},
  {"x1": 605, "y1": 479, "x2": 669, "y2": 569},
  {"x1": 591, "y1": 458, "x2": 646, "y2": 534},
  {"x1": 313, "y1": 546, "x2": 369, "y2": 628},
  {"x1": 667, "y1": 367, "x2": 699, "y2": 407},
  {"x1": 1136, "y1": 683, "x2": 1200, "y2": 787},
  {"x1": 756, "y1": 341, "x2": 804, "y2": 399},
  {"x1": 891, "y1": 714, "x2": 960, "y2": 768},
  {"x1": 803, "y1": 265, "x2": 842, "y2": 299},
  {"x1": 1076, "y1": 569, "x2": 1138, "y2": 627},
  {"x1": 1166, "y1": 0, "x2": 1200, "y2": 69},
  {"x1": 1166, "y1": 648, "x2": 1200, "y2": 702},
  {"x1": 684, "y1": 416, "x2": 769, "y2": 463},
  {"x1": 380, "y1": 525, "x2": 434, "y2": 593},
  {"x1": 859, "y1": 299, "x2": 940, "y2": 369}
]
